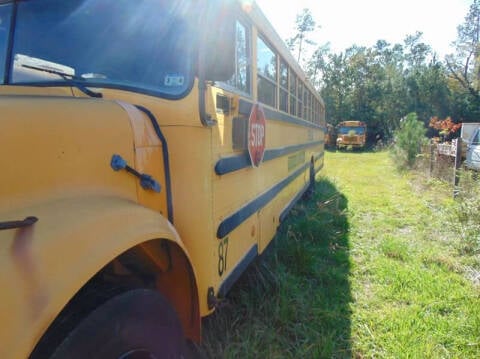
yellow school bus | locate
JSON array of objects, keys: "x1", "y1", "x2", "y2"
[
  {"x1": 0, "y1": 1, "x2": 325, "y2": 357},
  {"x1": 336, "y1": 120, "x2": 367, "y2": 149}
]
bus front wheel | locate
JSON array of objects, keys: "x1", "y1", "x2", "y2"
[{"x1": 51, "y1": 289, "x2": 186, "y2": 359}]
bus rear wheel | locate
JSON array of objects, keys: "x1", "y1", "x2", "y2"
[{"x1": 51, "y1": 289, "x2": 186, "y2": 359}]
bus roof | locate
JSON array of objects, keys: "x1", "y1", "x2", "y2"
[{"x1": 339, "y1": 121, "x2": 366, "y2": 127}]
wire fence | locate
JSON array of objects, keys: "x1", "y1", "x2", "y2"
[{"x1": 419, "y1": 139, "x2": 463, "y2": 196}]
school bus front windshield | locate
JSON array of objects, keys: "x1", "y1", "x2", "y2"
[
  {"x1": 338, "y1": 126, "x2": 365, "y2": 135},
  {"x1": 7, "y1": 0, "x2": 197, "y2": 98}
]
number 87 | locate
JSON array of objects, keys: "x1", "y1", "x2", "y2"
[{"x1": 218, "y1": 237, "x2": 229, "y2": 276}]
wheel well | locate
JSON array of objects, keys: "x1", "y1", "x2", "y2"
[{"x1": 29, "y1": 239, "x2": 200, "y2": 359}]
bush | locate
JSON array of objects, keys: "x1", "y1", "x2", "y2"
[{"x1": 392, "y1": 113, "x2": 428, "y2": 168}]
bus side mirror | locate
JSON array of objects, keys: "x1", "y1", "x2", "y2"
[{"x1": 199, "y1": 4, "x2": 236, "y2": 82}]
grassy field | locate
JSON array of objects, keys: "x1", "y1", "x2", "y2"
[{"x1": 201, "y1": 150, "x2": 480, "y2": 358}]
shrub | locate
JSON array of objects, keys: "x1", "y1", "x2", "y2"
[
  {"x1": 428, "y1": 116, "x2": 462, "y2": 142},
  {"x1": 392, "y1": 113, "x2": 428, "y2": 168}
]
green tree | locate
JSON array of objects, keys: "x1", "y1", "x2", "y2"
[
  {"x1": 306, "y1": 43, "x2": 330, "y2": 89},
  {"x1": 445, "y1": 0, "x2": 480, "y2": 120},
  {"x1": 287, "y1": 8, "x2": 316, "y2": 65},
  {"x1": 299, "y1": 12, "x2": 465, "y2": 144},
  {"x1": 319, "y1": 52, "x2": 354, "y2": 125},
  {"x1": 393, "y1": 113, "x2": 427, "y2": 168},
  {"x1": 318, "y1": 42, "x2": 409, "y2": 142},
  {"x1": 373, "y1": 42, "x2": 408, "y2": 138},
  {"x1": 404, "y1": 31, "x2": 431, "y2": 68},
  {"x1": 403, "y1": 32, "x2": 436, "y2": 121}
]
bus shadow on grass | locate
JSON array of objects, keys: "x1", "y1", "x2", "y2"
[{"x1": 202, "y1": 178, "x2": 352, "y2": 358}]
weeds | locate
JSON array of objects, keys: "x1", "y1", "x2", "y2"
[
  {"x1": 202, "y1": 178, "x2": 352, "y2": 358},
  {"x1": 202, "y1": 151, "x2": 480, "y2": 358},
  {"x1": 449, "y1": 170, "x2": 480, "y2": 255}
]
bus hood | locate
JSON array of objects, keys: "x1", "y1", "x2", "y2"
[{"x1": 0, "y1": 95, "x2": 139, "y2": 215}]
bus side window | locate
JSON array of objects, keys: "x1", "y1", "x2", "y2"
[
  {"x1": 289, "y1": 71, "x2": 296, "y2": 116},
  {"x1": 257, "y1": 36, "x2": 276, "y2": 107},
  {"x1": 279, "y1": 59, "x2": 288, "y2": 113},
  {"x1": 226, "y1": 21, "x2": 250, "y2": 94},
  {"x1": 297, "y1": 82, "x2": 303, "y2": 119},
  {"x1": 0, "y1": 4, "x2": 12, "y2": 83}
]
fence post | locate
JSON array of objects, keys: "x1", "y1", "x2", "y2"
[
  {"x1": 453, "y1": 138, "x2": 462, "y2": 198},
  {"x1": 429, "y1": 142, "x2": 434, "y2": 177}
]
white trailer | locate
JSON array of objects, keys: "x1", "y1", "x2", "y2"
[
  {"x1": 460, "y1": 123, "x2": 480, "y2": 158},
  {"x1": 461, "y1": 123, "x2": 480, "y2": 142}
]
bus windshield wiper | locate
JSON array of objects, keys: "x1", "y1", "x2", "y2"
[{"x1": 21, "y1": 64, "x2": 103, "y2": 98}]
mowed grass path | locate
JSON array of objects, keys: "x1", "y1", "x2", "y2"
[
  {"x1": 324, "y1": 150, "x2": 479, "y2": 358},
  {"x1": 202, "y1": 151, "x2": 479, "y2": 358}
]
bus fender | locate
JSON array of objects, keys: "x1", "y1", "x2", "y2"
[{"x1": 1, "y1": 195, "x2": 200, "y2": 359}]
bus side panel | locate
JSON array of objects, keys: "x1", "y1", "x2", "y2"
[
  {"x1": 210, "y1": 86, "x2": 324, "y2": 295},
  {"x1": 211, "y1": 104, "x2": 259, "y2": 294},
  {"x1": 258, "y1": 145, "x2": 323, "y2": 254},
  {"x1": 159, "y1": 125, "x2": 216, "y2": 316}
]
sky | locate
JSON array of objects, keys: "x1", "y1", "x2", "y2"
[{"x1": 254, "y1": 0, "x2": 473, "y2": 57}]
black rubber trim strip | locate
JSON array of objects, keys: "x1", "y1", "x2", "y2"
[
  {"x1": 264, "y1": 140, "x2": 324, "y2": 161},
  {"x1": 238, "y1": 98, "x2": 323, "y2": 130},
  {"x1": 0, "y1": 216, "x2": 38, "y2": 230},
  {"x1": 218, "y1": 244, "x2": 258, "y2": 297},
  {"x1": 280, "y1": 160, "x2": 325, "y2": 223},
  {"x1": 215, "y1": 140, "x2": 324, "y2": 175},
  {"x1": 134, "y1": 105, "x2": 174, "y2": 224},
  {"x1": 215, "y1": 152, "x2": 250, "y2": 175},
  {"x1": 217, "y1": 163, "x2": 308, "y2": 239},
  {"x1": 279, "y1": 183, "x2": 310, "y2": 223},
  {"x1": 8, "y1": 79, "x2": 194, "y2": 101}
]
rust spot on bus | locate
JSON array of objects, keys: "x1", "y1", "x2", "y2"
[{"x1": 11, "y1": 225, "x2": 48, "y2": 320}]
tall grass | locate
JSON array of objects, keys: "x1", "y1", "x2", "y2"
[
  {"x1": 202, "y1": 179, "x2": 352, "y2": 358},
  {"x1": 202, "y1": 151, "x2": 480, "y2": 358},
  {"x1": 449, "y1": 170, "x2": 480, "y2": 255}
]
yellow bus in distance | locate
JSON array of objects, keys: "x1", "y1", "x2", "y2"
[
  {"x1": 0, "y1": 1, "x2": 325, "y2": 357},
  {"x1": 336, "y1": 120, "x2": 367, "y2": 150}
]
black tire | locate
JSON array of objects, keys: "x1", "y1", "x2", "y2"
[{"x1": 51, "y1": 289, "x2": 186, "y2": 359}]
